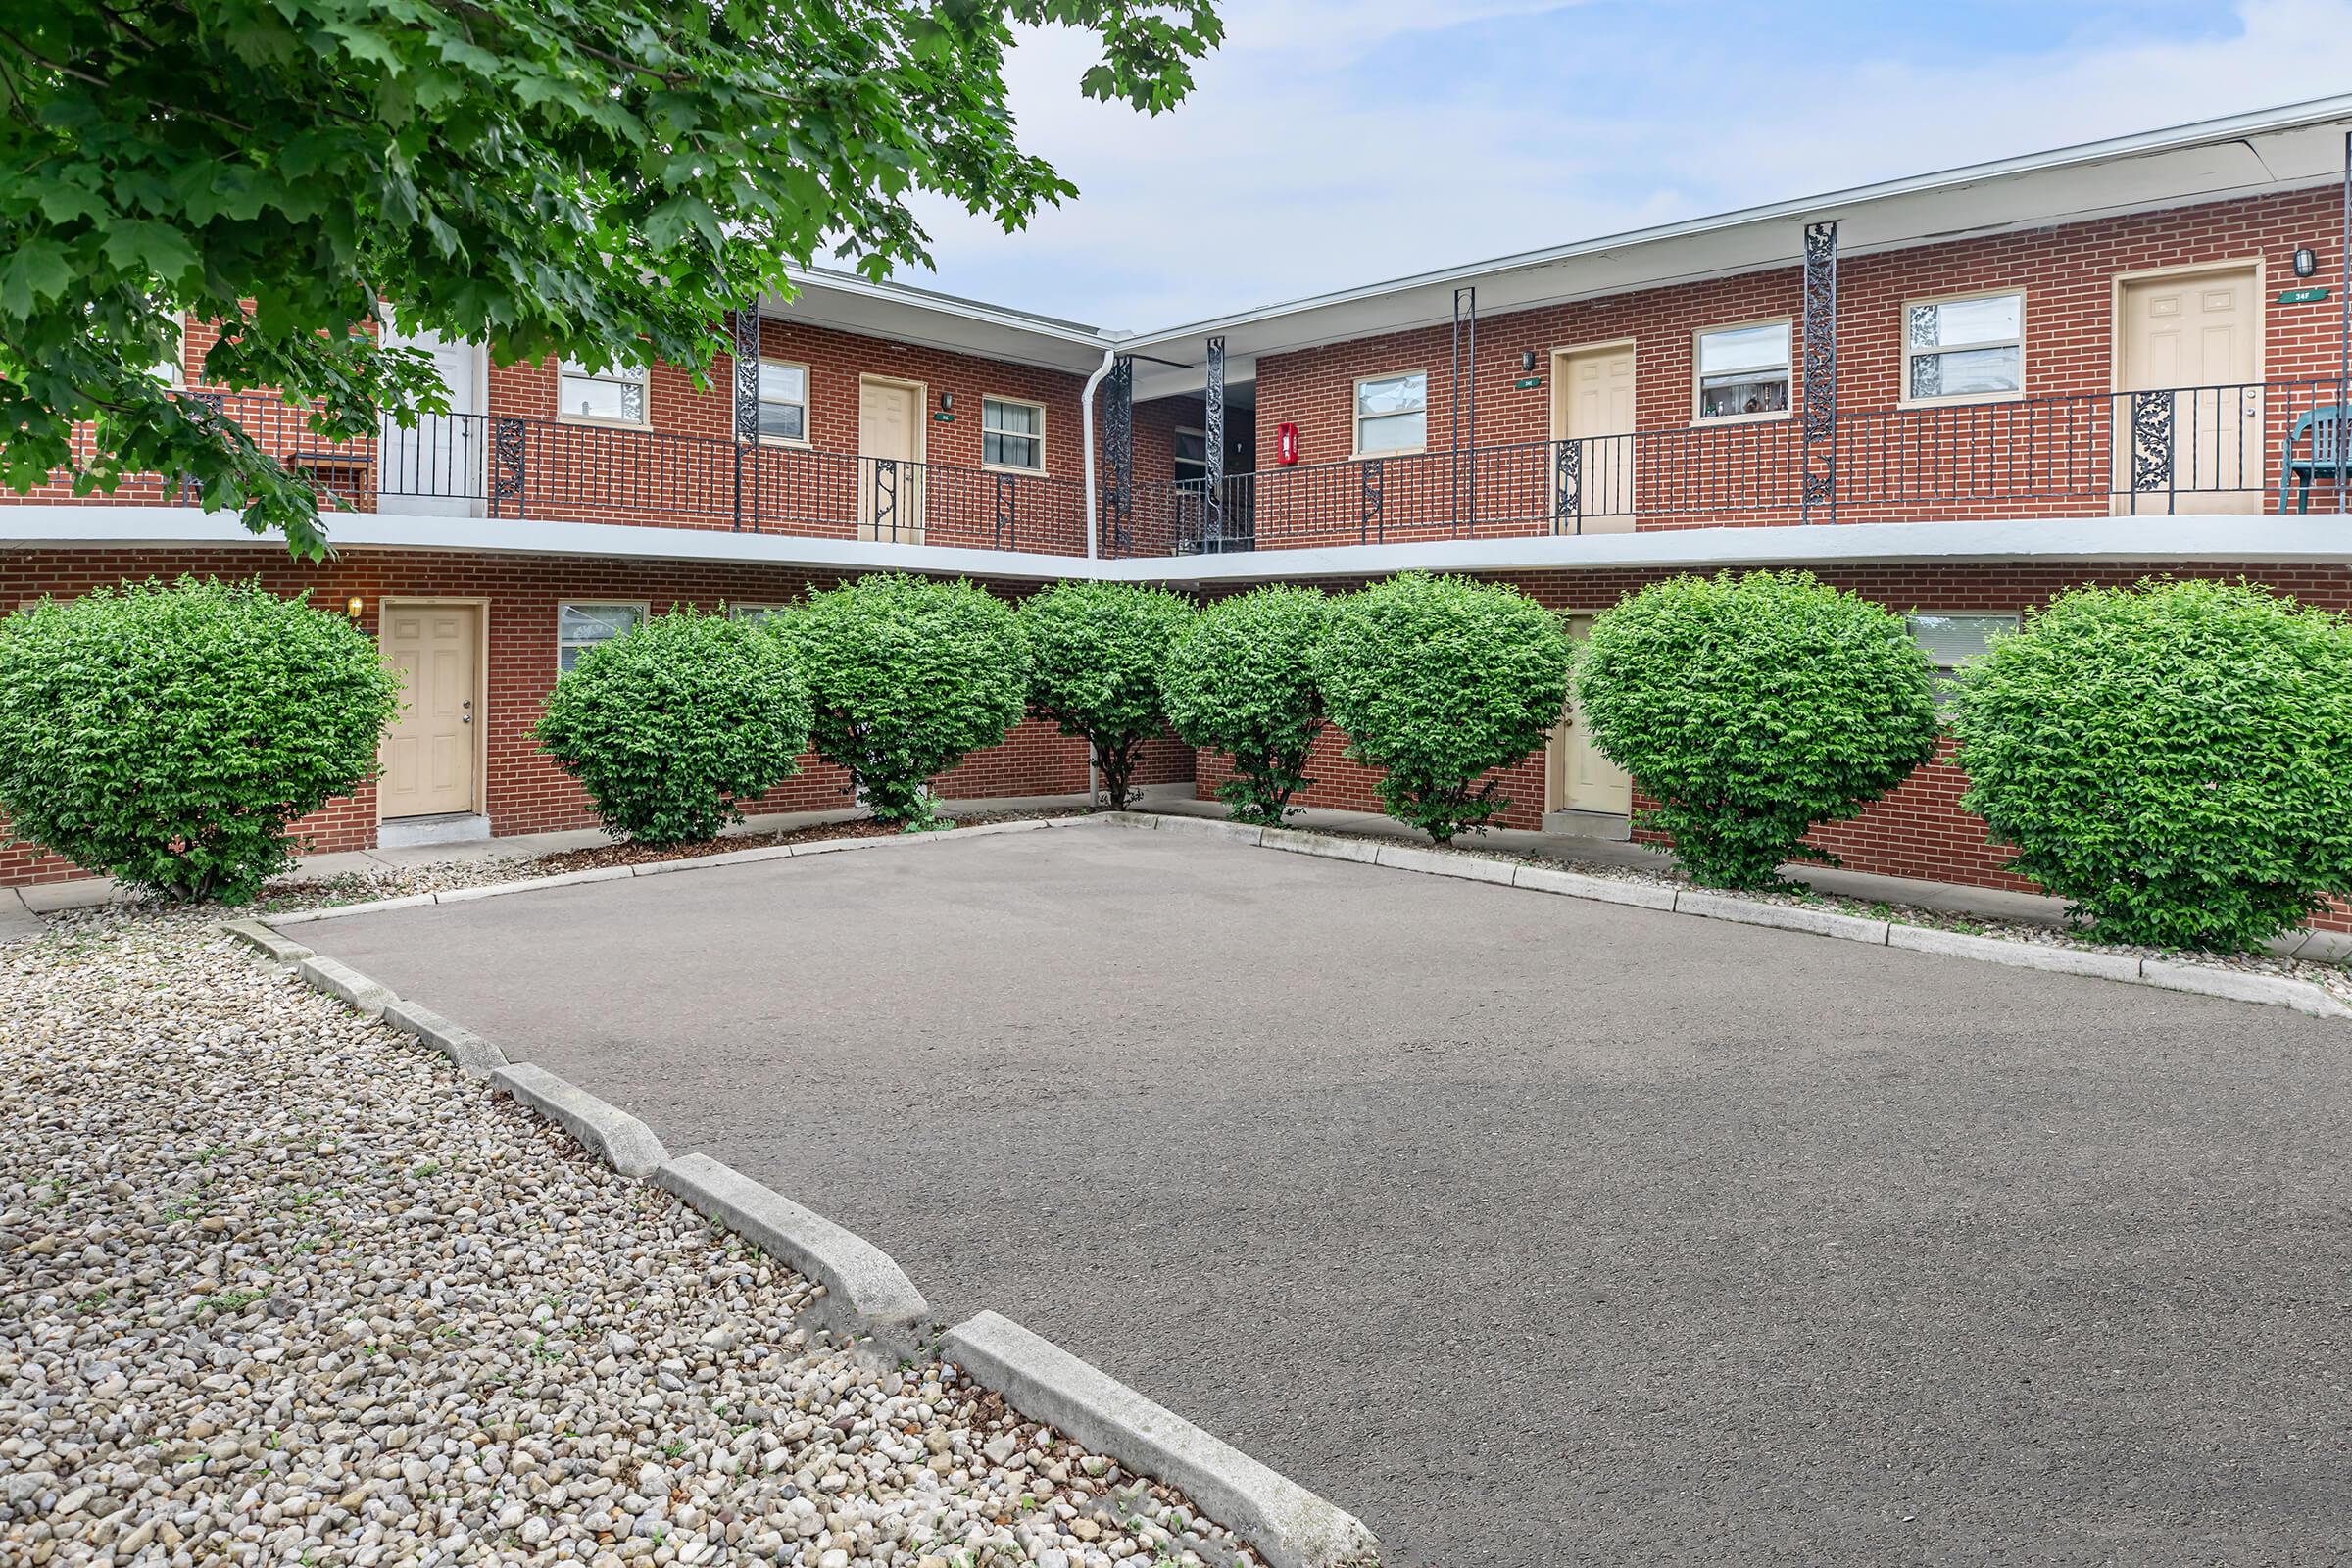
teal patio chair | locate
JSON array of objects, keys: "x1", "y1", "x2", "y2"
[{"x1": 2279, "y1": 405, "x2": 2350, "y2": 513}]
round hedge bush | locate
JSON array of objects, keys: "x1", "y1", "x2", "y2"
[
  {"x1": 0, "y1": 577, "x2": 402, "y2": 903},
  {"x1": 780, "y1": 574, "x2": 1028, "y2": 827},
  {"x1": 1951, "y1": 578, "x2": 2352, "y2": 950},
  {"x1": 1019, "y1": 581, "x2": 1195, "y2": 809},
  {"x1": 1318, "y1": 572, "x2": 1573, "y2": 843},
  {"x1": 1159, "y1": 585, "x2": 1333, "y2": 826},
  {"x1": 1577, "y1": 570, "x2": 1939, "y2": 889},
  {"x1": 534, "y1": 607, "x2": 812, "y2": 847}
]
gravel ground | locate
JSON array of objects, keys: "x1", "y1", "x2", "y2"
[
  {"x1": 0, "y1": 898, "x2": 1261, "y2": 1568},
  {"x1": 1247, "y1": 821, "x2": 2352, "y2": 1009}
]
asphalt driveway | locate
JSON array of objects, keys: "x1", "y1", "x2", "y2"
[{"x1": 303, "y1": 823, "x2": 2352, "y2": 1568}]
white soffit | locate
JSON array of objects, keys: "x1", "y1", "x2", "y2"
[{"x1": 762, "y1": 268, "x2": 1114, "y2": 378}]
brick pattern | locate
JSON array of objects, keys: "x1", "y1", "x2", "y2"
[
  {"x1": 1234, "y1": 186, "x2": 2352, "y2": 543},
  {"x1": 0, "y1": 549, "x2": 1191, "y2": 887},
  {"x1": 1189, "y1": 561, "x2": 2352, "y2": 932}
]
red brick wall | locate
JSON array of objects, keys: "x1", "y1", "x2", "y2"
[
  {"x1": 1245, "y1": 185, "x2": 2352, "y2": 543},
  {"x1": 484, "y1": 317, "x2": 1092, "y2": 552},
  {"x1": 1191, "y1": 560, "x2": 2352, "y2": 930},
  {"x1": 0, "y1": 549, "x2": 1146, "y2": 887}
]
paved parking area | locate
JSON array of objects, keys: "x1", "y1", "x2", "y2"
[{"x1": 306, "y1": 824, "x2": 2352, "y2": 1568}]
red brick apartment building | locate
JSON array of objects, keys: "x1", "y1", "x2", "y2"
[{"x1": 10, "y1": 96, "x2": 2352, "y2": 911}]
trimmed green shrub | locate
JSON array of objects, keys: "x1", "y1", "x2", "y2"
[
  {"x1": 1318, "y1": 572, "x2": 1573, "y2": 843},
  {"x1": 1159, "y1": 585, "x2": 1333, "y2": 826},
  {"x1": 1577, "y1": 570, "x2": 1938, "y2": 889},
  {"x1": 1951, "y1": 578, "x2": 2352, "y2": 950},
  {"x1": 0, "y1": 577, "x2": 402, "y2": 903},
  {"x1": 534, "y1": 608, "x2": 812, "y2": 847},
  {"x1": 1019, "y1": 581, "x2": 1195, "y2": 809},
  {"x1": 780, "y1": 574, "x2": 1028, "y2": 827}
]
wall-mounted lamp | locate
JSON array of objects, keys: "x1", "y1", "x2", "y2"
[
  {"x1": 938, "y1": 391, "x2": 955, "y2": 412},
  {"x1": 346, "y1": 596, "x2": 365, "y2": 618},
  {"x1": 1519, "y1": 350, "x2": 1539, "y2": 373},
  {"x1": 2295, "y1": 246, "x2": 2321, "y2": 278}
]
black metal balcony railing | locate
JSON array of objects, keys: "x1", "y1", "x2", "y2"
[
  {"x1": 1108, "y1": 377, "x2": 2352, "y2": 557},
  {"x1": 25, "y1": 377, "x2": 2348, "y2": 561},
  {"x1": 58, "y1": 394, "x2": 1090, "y2": 556}
]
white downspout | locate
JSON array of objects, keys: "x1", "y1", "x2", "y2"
[
  {"x1": 1080, "y1": 347, "x2": 1116, "y2": 563},
  {"x1": 1077, "y1": 347, "x2": 1117, "y2": 805}
]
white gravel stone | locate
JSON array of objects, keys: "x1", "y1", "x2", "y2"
[{"x1": 0, "y1": 896, "x2": 1267, "y2": 1568}]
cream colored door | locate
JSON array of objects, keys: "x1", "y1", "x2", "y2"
[
  {"x1": 1547, "y1": 614, "x2": 1634, "y2": 815},
  {"x1": 379, "y1": 605, "x2": 478, "y2": 818},
  {"x1": 1555, "y1": 346, "x2": 1637, "y2": 534},
  {"x1": 2116, "y1": 268, "x2": 2262, "y2": 514},
  {"x1": 858, "y1": 378, "x2": 923, "y2": 542}
]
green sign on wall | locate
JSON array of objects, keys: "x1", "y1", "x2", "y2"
[{"x1": 2278, "y1": 286, "x2": 2331, "y2": 304}]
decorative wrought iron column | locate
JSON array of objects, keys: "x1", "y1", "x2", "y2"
[
  {"x1": 1452, "y1": 286, "x2": 1476, "y2": 533},
  {"x1": 1204, "y1": 335, "x2": 1225, "y2": 550},
  {"x1": 731, "y1": 306, "x2": 762, "y2": 532},
  {"x1": 490, "y1": 418, "x2": 526, "y2": 517},
  {"x1": 1800, "y1": 220, "x2": 1838, "y2": 524},
  {"x1": 1102, "y1": 355, "x2": 1134, "y2": 555}
]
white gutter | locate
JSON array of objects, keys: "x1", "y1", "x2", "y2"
[
  {"x1": 1079, "y1": 347, "x2": 1117, "y2": 561},
  {"x1": 1114, "y1": 91, "x2": 2352, "y2": 354}
]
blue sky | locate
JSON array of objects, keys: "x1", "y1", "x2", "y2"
[{"x1": 898, "y1": 0, "x2": 2352, "y2": 330}]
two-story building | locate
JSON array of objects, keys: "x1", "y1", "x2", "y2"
[{"x1": 11, "y1": 95, "x2": 2352, "y2": 921}]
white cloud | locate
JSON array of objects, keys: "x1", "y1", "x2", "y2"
[{"x1": 890, "y1": 0, "x2": 2352, "y2": 329}]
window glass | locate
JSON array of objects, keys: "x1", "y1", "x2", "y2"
[
  {"x1": 1906, "y1": 294, "x2": 2024, "y2": 401},
  {"x1": 1908, "y1": 612, "x2": 2019, "y2": 703},
  {"x1": 1172, "y1": 427, "x2": 1208, "y2": 485},
  {"x1": 558, "y1": 359, "x2": 647, "y2": 424},
  {"x1": 558, "y1": 602, "x2": 644, "y2": 672},
  {"x1": 758, "y1": 362, "x2": 807, "y2": 441},
  {"x1": 1355, "y1": 371, "x2": 1427, "y2": 453},
  {"x1": 1695, "y1": 323, "x2": 1789, "y2": 419},
  {"x1": 729, "y1": 604, "x2": 787, "y2": 625},
  {"x1": 982, "y1": 398, "x2": 1044, "y2": 469}
]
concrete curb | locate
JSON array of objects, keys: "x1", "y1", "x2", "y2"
[
  {"x1": 379, "y1": 998, "x2": 508, "y2": 1079},
  {"x1": 293, "y1": 955, "x2": 395, "y2": 1017},
  {"x1": 655, "y1": 1152, "x2": 931, "y2": 1363},
  {"x1": 1886, "y1": 922, "x2": 2142, "y2": 981},
  {"x1": 1671, "y1": 888, "x2": 1891, "y2": 945},
  {"x1": 489, "y1": 1062, "x2": 668, "y2": 1178},
  {"x1": 2141, "y1": 958, "x2": 2352, "y2": 1019},
  {"x1": 219, "y1": 917, "x2": 314, "y2": 965},
  {"x1": 1234, "y1": 819, "x2": 2350, "y2": 1023},
  {"x1": 263, "y1": 815, "x2": 1096, "y2": 925},
  {"x1": 941, "y1": 1311, "x2": 1382, "y2": 1568}
]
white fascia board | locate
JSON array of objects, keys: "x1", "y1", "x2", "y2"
[
  {"x1": 0, "y1": 506, "x2": 1092, "y2": 583},
  {"x1": 1114, "y1": 96, "x2": 2352, "y2": 362},
  {"x1": 10, "y1": 508, "x2": 2349, "y2": 586},
  {"x1": 1094, "y1": 515, "x2": 2352, "y2": 585}
]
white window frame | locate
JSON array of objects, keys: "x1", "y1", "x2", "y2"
[
  {"x1": 1907, "y1": 612, "x2": 2019, "y2": 707},
  {"x1": 1352, "y1": 368, "x2": 1428, "y2": 458},
  {"x1": 1172, "y1": 425, "x2": 1209, "y2": 486},
  {"x1": 557, "y1": 600, "x2": 647, "y2": 674},
  {"x1": 1901, "y1": 289, "x2": 2027, "y2": 408},
  {"x1": 557, "y1": 358, "x2": 650, "y2": 428},
  {"x1": 980, "y1": 395, "x2": 1047, "y2": 473},
  {"x1": 756, "y1": 359, "x2": 810, "y2": 446},
  {"x1": 1690, "y1": 318, "x2": 1792, "y2": 425}
]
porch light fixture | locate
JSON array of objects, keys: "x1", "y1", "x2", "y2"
[
  {"x1": 938, "y1": 391, "x2": 954, "y2": 412},
  {"x1": 1519, "y1": 350, "x2": 1538, "y2": 372},
  {"x1": 2295, "y1": 246, "x2": 2320, "y2": 277},
  {"x1": 346, "y1": 596, "x2": 364, "y2": 618}
]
